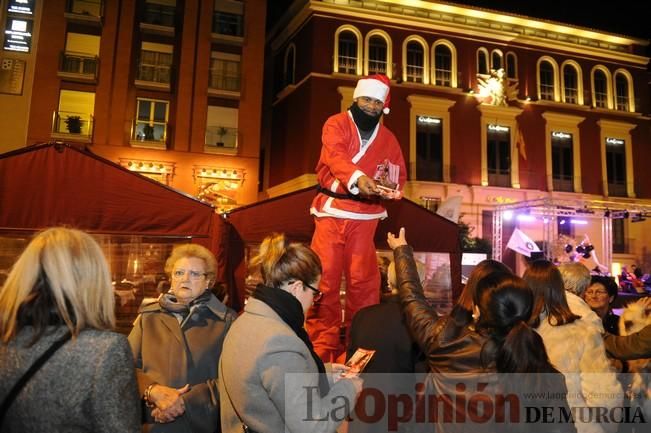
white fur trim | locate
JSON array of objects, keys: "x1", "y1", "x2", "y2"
[
  {"x1": 347, "y1": 170, "x2": 366, "y2": 194},
  {"x1": 353, "y1": 78, "x2": 389, "y2": 103},
  {"x1": 310, "y1": 198, "x2": 387, "y2": 220}
]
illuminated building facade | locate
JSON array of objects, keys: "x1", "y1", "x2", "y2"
[
  {"x1": 265, "y1": 0, "x2": 651, "y2": 271},
  {"x1": 0, "y1": 0, "x2": 266, "y2": 213}
]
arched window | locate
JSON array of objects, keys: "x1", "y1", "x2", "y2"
[
  {"x1": 434, "y1": 45, "x2": 451, "y2": 86},
  {"x1": 337, "y1": 31, "x2": 357, "y2": 74},
  {"x1": 593, "y1": 68, "x2": 609, "y2": 108},
  {"x1": 403, "y1": 36, "x2": 429, "y2": 84},
  {"x1": 368, "y1": 35, "x2": 387, "y2": 75},
  {"x1": 614, "y1": 70, "x2": 633, "y2": 112},
  {"x1": 477, "y1": 48, "x2": 489, "y2": 75},
  {"x1": 364, "y1": 30, "x2": 392, "y2": 77},
  {"x1": 537, "y1": 57, "x2": 559, "y2": 101},
  {"x1": 283, "y1": 43, "x2": 295, "y2": 87},
  {"x1": 334, "y1": 25, "x2": 362, "y2": 75},
  {"x1": 539, "y1": 61, "x2": 555, "y2": 100},
  {"x1": 491, "y1": 49, "x2": 503, "y2": 71},
  {"x1": 562, "y1": 63, "x2": 579, "y2": 104},
  {"x1": 505, "y1": 52, "x2": 517, "y2": 79}
]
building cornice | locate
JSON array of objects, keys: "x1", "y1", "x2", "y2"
[{"x1": 271, "y1": 1, "x2": 649, "y2": 66}]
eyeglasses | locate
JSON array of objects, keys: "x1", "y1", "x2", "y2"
[
  {"x1": 172, "y1": 269, "x2": 207, "y2": 281},
  {"x1": 585, "y1": 290, "x2": 609, "y2": 297},
  {"x1": 302, "y1": 281, "x2": 323, "y2": 303}
]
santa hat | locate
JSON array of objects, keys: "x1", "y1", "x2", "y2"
[{"x1": 353, "y1": 74, "x2": 391, "y2": 114}]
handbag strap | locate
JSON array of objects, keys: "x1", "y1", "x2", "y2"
[
  {"x1": 0, "y1": 330, "x2": 72, "y2": 422},
  {"x1": 220, "y1": 361, "x2": 254, "y2": 433}
]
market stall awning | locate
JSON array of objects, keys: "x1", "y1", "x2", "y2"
[
  {"x1": 0, "y1": 143, "x2": 216, "y2": 238},
  {"x1": 225, "y1": 186, "x2": 462, "y2": 309}
]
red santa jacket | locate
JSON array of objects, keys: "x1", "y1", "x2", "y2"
[{"x1": 310, "y1": 111, "x2": 407, "y2": 220}]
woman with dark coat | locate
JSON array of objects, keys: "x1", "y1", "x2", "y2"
[
  {"x1": 387, "y1": 228, "x2": 575, "y2": 433},
  {"x1": 128, "y1": 243, "x2": 236, "y2": 433}
]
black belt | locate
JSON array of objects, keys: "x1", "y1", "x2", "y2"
[{"x1": 316, "y1": 185, "x2": 375, "y2": 203}]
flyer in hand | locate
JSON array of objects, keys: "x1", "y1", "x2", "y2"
[
  {"x1": 342, "y1": 348, "x2": 376, "y2": 377},
  {"x1": 373, "y1": 159, "x2": 400, "y2": 191}
]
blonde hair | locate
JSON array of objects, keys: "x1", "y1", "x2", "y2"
[
  {"x1": 250, "y1": 233, "x2": 321, "y2": 288},
  {"x1": 558, "y1": 262, "x2": 591, "y2": 296},
  {"x1": 0, "y1": 227, "x2": 115, "y2": 343},
  {"x1": 165, "y1": 243, "x2": 218, "y2": 285}
]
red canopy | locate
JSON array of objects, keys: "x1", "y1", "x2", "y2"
[
  {"x1": 225, "y1": 186, "x2": 462, "y2": 309},
  {"x1": 0, "y1": 142, "x2": 219, "y2": 239}
]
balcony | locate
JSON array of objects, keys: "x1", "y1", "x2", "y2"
[
  {"x1": 131, "y1": 120, "x2": 167, "y2": 150},
  {"x1": 608, "y1": 182, "x2": 627, "y2": 197},
  {"x1": 553, "y1": 176, "x2": 573, "y2": 192},
  {"x1": 135, "y1": 63, "x2": 171, "y2": 90},
  {"x1": 205, "y1": 126, "x2": 238, "y2": 153},
  {"x1": 212, "y1": 12, "x2": 243, "y2": 44},
  {"x1": 65, "y1": 0, "x2": 103, "y2": 26},
  {"x1": 58, "y1": 51, "x2": 99, "y2": 83},
  {"x1": 51, "y1": 111, "x2": 94, "y2": 141},
  {"x1": 140, "y1": 3, "x2": 175, "y2": 36}
]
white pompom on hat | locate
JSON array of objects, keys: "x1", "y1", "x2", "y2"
[{"x1": 353, "y1": 74, "x2": 391, "y2": 114}]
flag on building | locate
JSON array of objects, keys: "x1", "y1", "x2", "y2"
[
  {"x1": 515, "y1": 123, "x2": 527, "y2": 160},
  {"x1": 436, "y1": 196, "x2": 462, "y2": 223}
]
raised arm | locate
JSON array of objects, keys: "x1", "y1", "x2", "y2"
[{"x1": 388, "y1": 228, "x2": 444, "y2": 356}]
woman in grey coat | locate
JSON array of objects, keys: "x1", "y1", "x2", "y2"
[
  {"x1": 129, "y1": 243, "x2": 235, "y2": 433},
  {"x1": 0, "y1": 227, "x2": 140, "y2": 433},
  {"x1": 219, "y1": 233, "x2": 362, "y2": 433}
]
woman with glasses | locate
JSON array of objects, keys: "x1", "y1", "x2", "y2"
[
  {"x1": 218, "y1": 233, "x2": 362, "y2": 433},
  {"x1": 583, "y1": 276, "x2": 620, "y2": 335},
  {"x1": 128, "y1": 244, "x2": 236, "y2": 432}
]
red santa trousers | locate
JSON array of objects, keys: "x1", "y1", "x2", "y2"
[{"x1": 306, "y1": 216, "x2": 380, "y2": 361}]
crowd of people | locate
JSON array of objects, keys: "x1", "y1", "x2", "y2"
[
  {"x1": 2, "y1": 75, "x2": 651, "y2": 433},
  {"x1": 2, "y1": 224, "x2": 650, "y2": 432}
]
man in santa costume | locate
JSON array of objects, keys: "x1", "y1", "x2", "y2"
[{"x1": 307, "y1": 74, "x2": 407, "y2": 361}]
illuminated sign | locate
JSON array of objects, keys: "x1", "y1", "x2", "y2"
[
  {"x1": 4, "y1": 17, "x2": 32, "y2": 53},
  {"x1": 7, "y1": 0, "x2": 35, "y2": 15},
  {"x1": 552, "y1": 131, "x2": 571, "y2": 139},
  {"x1": 606, "y1": 137, "x2": 624, "y2": 145},
  {"x1": 417, "y1": 116, "x2": 441, "y2": 125},
  {"x1": 488, "y1": 124, "x2": 509, "y2": 132}
]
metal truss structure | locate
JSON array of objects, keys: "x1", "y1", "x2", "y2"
[{"x1": 492, "y1": 197, "x2": 651, "y2": 265}]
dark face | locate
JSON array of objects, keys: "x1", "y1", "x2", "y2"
[{"x1": 355, "y1": 96, "x2": 383, "y2": 117}]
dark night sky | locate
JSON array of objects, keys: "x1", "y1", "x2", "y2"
[
  {"x1": 449, "y1": 0, "x2": 650, "y2": 40},
  {"x1": 267, "y1": 1, "x2": 650, "y2": 41}
]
